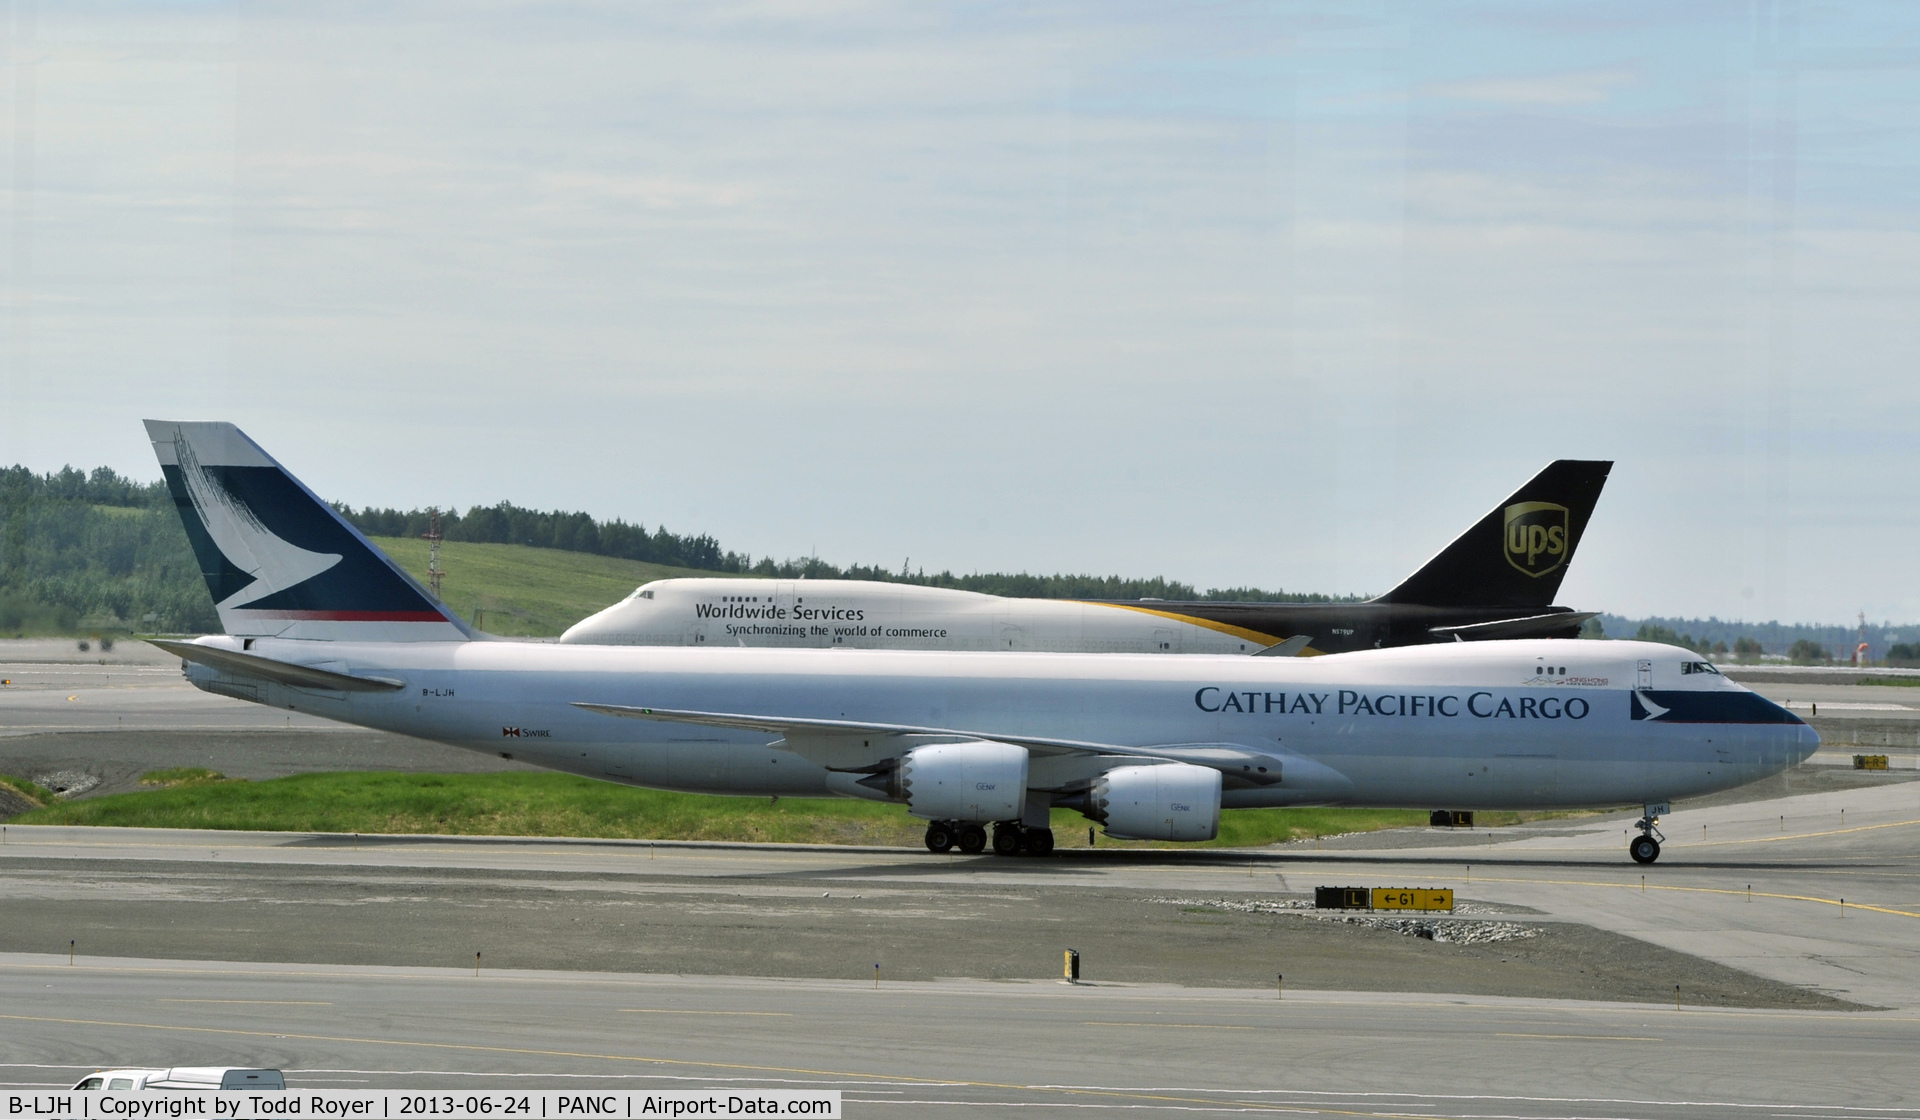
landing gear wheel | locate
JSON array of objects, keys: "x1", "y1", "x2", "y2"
[
  {"x1": 924, "y1": 822, "x2": 956, "y2": 853},
  {"x1": 1024, "y1": 828, "x2": 1055, "y2": 856},
  {"x1": 1629, "y1": 835, "x2": 1661, "y2": 864},
  {"x1": 991, "y1": 825, "x2": 1024, "y2": 856},
  {"x1": 957, "y1": 824, "x2": 987, "y2": 854}
]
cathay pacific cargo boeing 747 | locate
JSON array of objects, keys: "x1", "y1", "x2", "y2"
[{"x1": 142, "y1": 422, "x2": 1814, "y2": 863}]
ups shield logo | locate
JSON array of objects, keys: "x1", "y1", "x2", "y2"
[{"x1": 1504, "y1": 502, "x2": 1569, "y2": 578}]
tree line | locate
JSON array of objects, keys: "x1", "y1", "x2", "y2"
[
  {"x1": 0, "y1": 465, "x2": 217, "y2": 633},
  {"x1": 11, "y1": 463, "x2": 1912, "y2": 651},
  {"x1": 1624, "y1": 622, "x2": 1920, "y2": 665},
  {"x1": 329, "y1": 500, "x2": 1349, "y2": 603},
  {"x1": 1599, "y1": 613, "x2": 1920, "y2": 664},
  {"x1": 0, "y1": 464, "x2": 1345, "y2": 635},
  {"x1": 336, "y1": 501, "x2": 740, "y2": 574}
]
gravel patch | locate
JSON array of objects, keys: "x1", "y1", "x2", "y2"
[
  {"x1": 1150, "y1": 896, "x2": 1542, "y2": 944},
  {"x1": 31, "y1": 770, "x2": 99, "y2": 798}
]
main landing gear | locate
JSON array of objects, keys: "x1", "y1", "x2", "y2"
[
  {"x1": 924, "y1": 821, "x2": 1053, "y2": 856},
  {"x1": 1629, "y1": 808, "x2": 1665, "y2": 865},
  {"x1": 923, "y1": 822, "x2": 988, "y2": 853}
]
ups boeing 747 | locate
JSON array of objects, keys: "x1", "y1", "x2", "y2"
[{"x1": 560, "y1": 461, "x2": 1612, "y2": 657}]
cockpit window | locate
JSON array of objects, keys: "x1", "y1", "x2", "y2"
[
  {"x1": 1681, "y1": 661, "x2": 1719, "y2": 675},
  {"x1": 628, "y1": 588, "x2": 655, "y2": 601}
]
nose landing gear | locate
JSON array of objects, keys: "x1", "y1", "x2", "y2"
[{"x1": 1629, "y1": 804, "x2": 1667, "y2": 864}]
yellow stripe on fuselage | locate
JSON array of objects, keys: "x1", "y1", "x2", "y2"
[{"x1": 1078, "y1": 602, "x2": 1286, "y2": 648}]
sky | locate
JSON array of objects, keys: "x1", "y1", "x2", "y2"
[{"x1": 2, "y1": 1, "x2": 1916, "y2": 625}]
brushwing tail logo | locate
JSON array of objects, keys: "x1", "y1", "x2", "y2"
[
  {"x1": 172, "y1": 431, "x2": 342, "y2": 609},
  {"x1": 1503, "y1": 501, "x2": 1569, "y2": 578}
]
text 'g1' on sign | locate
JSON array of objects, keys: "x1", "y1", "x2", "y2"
[{"x1": 1371, "y1": 888, "x2": 1454, "y2": 911}]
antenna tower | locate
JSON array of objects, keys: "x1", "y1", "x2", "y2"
[{"x1": 423, "y1": 509, "x2": 445, "y2": 600}]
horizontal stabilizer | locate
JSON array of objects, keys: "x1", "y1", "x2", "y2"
[
  {"x1": 1427, "y1": 611, "x2": 1597, "y2": 642},
  {"x1": 148, "y1": 639, "x2": 407, "y2": 692}
]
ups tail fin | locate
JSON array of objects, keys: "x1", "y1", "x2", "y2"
[
  {"x1": 1375, "y1": 459, "x2": 1611, "y2": 609},
  {"x1": 144, "y1": 420, "x2": 469, "y2": 641}
]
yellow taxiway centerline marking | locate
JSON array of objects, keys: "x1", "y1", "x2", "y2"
[
  {"x1": 1081, "y1": 1021, "x2": 1258, "y2": 1029},
  {"x1": 620, "y1": 1010, "x2": 791, "y2": 1017},
  {"x1": 1493, "y1": 1033, "x2": 1661, "y2": 1041},
  {"x1": 158, "y1": 999, "x2": 333, "y2": 1005},
  {"x1": 1691, "y1": 817, "x2": 1920, "y2": 847}
]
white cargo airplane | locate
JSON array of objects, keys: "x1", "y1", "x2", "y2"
[
  {"x1": 565, "y1": 577, "x2": 1291, "y2": 655},
  {"x1": 559, "y1": 461, "x2": 1614, "y2": 657},
  {"x1": 143, "y1": 422, "x2": 1815, "y2": 864}
]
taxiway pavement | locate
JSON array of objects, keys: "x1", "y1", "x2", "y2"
[
  {"x1": 6, "y1": 642, "x2": 1920, "y2": 1112},
  {"x1": 5, "y1": 954, "x2": 1919, "y2": 1118}
]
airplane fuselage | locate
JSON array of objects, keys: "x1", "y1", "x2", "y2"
[
  {"x1": 559, "y1": 578, "x2": 1590, "y2": 656},
  {"x1": 183, "y1": 637, "x2": 1813, "y2": 812}
]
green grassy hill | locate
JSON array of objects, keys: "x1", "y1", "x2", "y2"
[{"x1": 370, "y1": 536, "x2": 748, "y2": 637}]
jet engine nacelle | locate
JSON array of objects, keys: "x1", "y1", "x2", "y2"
[
  {"x1": 1088, "y1": 763, "x2": 1222, "y2": 841},
  {"x1": 898, "y1": 741, "x2": 1029, "y2": 822}
]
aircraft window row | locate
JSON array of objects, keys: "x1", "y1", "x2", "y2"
[
  {"x1": 720, "y1": 595, "x2": 760, "y2": 602},
  {"x1": 1534, "y1": 665, "x2": 1567, "y2": 675},
  {"x1": 1681, "y1": 661, "x2": 1720, "y2": 675}
]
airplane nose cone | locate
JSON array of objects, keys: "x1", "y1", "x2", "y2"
[
  {"x1": 561, "y1": 602, "x2": 637, "y2": 645},
  {"x1": 1794, "y1": 721, "x2": 1821, "y2": 764},
  {"x1": 558, "y1": 614, "x2": 609, "y2": 644}
]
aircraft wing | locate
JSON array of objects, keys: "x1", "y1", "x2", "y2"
[{"x1": 571, "y1": 701, "x2": 1291, "y2": 781}]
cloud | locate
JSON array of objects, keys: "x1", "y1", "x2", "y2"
[
  {"x1": 4, "y1": 2, "x2": 1919, "y2": 624},
  {"x1": 1424, "y1": 68, "x2": 1638, "y2": 106}
]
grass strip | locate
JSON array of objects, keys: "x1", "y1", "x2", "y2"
[
  {"x1": 6, "y1": 770, "x2": 1504, "y2": 847},
  {"x1": 0, "y1": 774, "x2": 57, "y2": 807}
]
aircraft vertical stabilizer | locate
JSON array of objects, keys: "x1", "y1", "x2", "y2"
[
  {"x1": 1375, "y1": 459, "x2": 1611, "y2": 609},
  {"x1": 145, "y1": 420, "x2": 470, "y2": 641}
]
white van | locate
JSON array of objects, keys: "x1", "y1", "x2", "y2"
[{"x1": 72, "y1": 1068, "x2": 285, "y2": 1090}]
